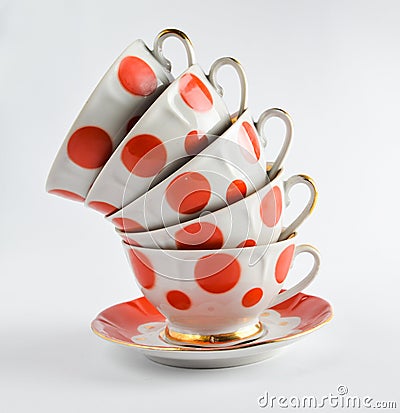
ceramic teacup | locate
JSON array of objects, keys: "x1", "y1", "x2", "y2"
[
  {"x1": 84, "y1": 57, "x2": 248, "y2": 215},
  {"x1": 122, "y1": 233, "x2": 320, "y2": 346},
  {"x1": 107, "y1": 108, "x2": 292, "y2": 232},
  {"x1": 47, "y1": 29, "x2": 195, "y2": 202},
  {"x1": 117, "y1": 169, "x2": 317, "y2": 249}
]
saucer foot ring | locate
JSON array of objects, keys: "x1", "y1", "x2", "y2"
[{"x1": 143, "y1": 346, "x2": 288, "y2": 369}]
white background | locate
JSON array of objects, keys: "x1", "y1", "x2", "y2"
[{"x1": 1, "y1": 0, "x2": 399, "y2": 412}]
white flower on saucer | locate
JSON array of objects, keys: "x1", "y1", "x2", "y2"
[
  {"x1": 131, "y1": 321, "x2": 166, "y2": 346},
  {"x1": 259, "y1": 309, "x2": 301, "y2": 340}
]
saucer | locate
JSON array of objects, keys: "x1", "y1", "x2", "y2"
[{"x1": 91, "y1": 292, "x2": 332, "y2": 368}]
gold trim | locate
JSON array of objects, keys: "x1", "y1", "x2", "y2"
[
  {"x1": 164, "y1": 322, "x2": 263, "y2": 346},
  {"x1": 299, "y1": 173, "x2": 318, "y2": 215},
  {"x1": 230, "y1": 113, "x2": 239, "y2": 123},
  {"x1": 91, "y1": 310, "x2": 333, "y2": 352}
]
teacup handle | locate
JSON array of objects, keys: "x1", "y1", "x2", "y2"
[
  {"x1": 270, "y1": 244, "x2": 320, "y2": 306},
  {"x1": 153, "y1": 28, "x2": 196, "y2": 71},
  {"x1": 278, "y1": 174, "x2": 318, "y2": 241},
  {"x1": 256, "y1": 108, "x2": 293, "y2": 180},
  {"x1": 207, "y1": 57, "x2": 248, "y2": 119}
]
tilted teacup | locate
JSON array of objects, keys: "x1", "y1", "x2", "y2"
[
  {"x1": 118, "y1": 169, "x2": 317, "y2": 249},
  {"x1": 108, "y1": 108, "x2": 293, "y2": 232},
  {"x1": 47, "y1": 29, "x2": 195, "y2": 202}
]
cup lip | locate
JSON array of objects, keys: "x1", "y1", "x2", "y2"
[
  {"x1": 114, "y1": 61, "x2": 219, "y2": 134},
  {"x1": 116, "y1": 167, "x2": 284, "y2": 238},
  {"x1": 112, "y1": 57, "x2": 247, "y2": 158},
  {"x1": 112, "y1": 61, "x2": 201, "y2": 145},
  {"x1": 122, "y1": 231, "x2": 297, "y2": 254}
]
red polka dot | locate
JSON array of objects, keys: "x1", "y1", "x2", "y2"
[
  {"x1": 275, "y1": 244, "x2": 295, "y2": 283},
  {"x1": 195, "y1": 253, "x2": 241, "y2": 294},
  {"x1": 179, "y1": 73, "x2": 213, "y2": 112},
  {"x1": 226, "y1": 180, "x2": 247, "y2": 205},
  {"x1": 236, "y1": 239, "x2": 257, "y2": 248},
  {"x1": 67, "y1": 126, "x2": 113, "y2": 169},
  {"x1": 118, "y1": 56, "x2": 157, "y2": 96},
  {"x1": 184, "y1": 130, "x2": 209, "y2": 155},
  {"x1": 121, "y1": 134, "x2": 167, "y2": 177},
  {"x1": 48, "y1": 189, "x2": 85, "y2": 202},
  {"x1": 126, "y1": 115, "x2": 140, "y2": 133},
  {"x1": 128, "y1": 249, "x2": 155, "y2": 289},
  {"x1": 175, "y1": 222, "x2": 224, "y2": 250},
  {"x1": 88, "y1": 201, "x2": 118, "y2": 215},
  {"x1": 260, "y1": 186, "x2": 283, "y2": 227},
  {"x1": 112, "y1": 217, "x2": 145, "y2": 232},
  {"x1": 166, "y1": 290, "x2": 192, "y2": 310},
  {"x1": 166, "y1": 172, "x2": 211, "y2": 214},
  {"x1": 242, "y1": 288, "x2": 263, "y2": 307},
  {"x1": 122, "y1": 235, "x2": 141, "y2": 247},
  {"x1": 238, "y1": 121, "x2": 261, "y2": 163}
]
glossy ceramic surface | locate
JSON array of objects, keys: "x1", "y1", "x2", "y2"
[
  {"x1": 118, "y1": 169, "x2": 317, "y2": 249},
  {"x1": 107, "y1": 109, "x2": 269, "y2": 231},
  {"x1": 84, "y1": 58, "x2": 247, "y2": 215},
  {"x1": 47, "y1": 29, "x2": 195, "y2": 202},
  {"x1": 91, "y1": 292, "x2": 333, "y2": 368},
  {"x1": 122, "y1": 234, "x2": 320, "y2": 338}
]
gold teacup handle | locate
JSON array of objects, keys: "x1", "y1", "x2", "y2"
[
  {"x1": 207, "y1": 57, "x2": 248, "y2": 119},
  {"x1": 278, "y1": 174, "x2": 318, "y2": 241},
  {"x1": 256, "y1": 108, "x2": 293, "y2": 180},
  {"x1": 153, "y1": 28, "x2": 196, "y2": 71},
  {"x1": 270, "y1": 244, "x2": 320, "y2": 306}
]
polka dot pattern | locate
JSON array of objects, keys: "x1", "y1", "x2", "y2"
[
  {"x1": 67, "y1": 126, "x2": 113, "y2": 169},
  {"x1": 165, "y1": 172, "x2": 211, "y2": 214},
  {"x1": 260, "y1": 186, "x2": 283, "y2": 227},
  {"x1": 112, "y1": 218, "x2": 145, "y2": 232},
  {"x1": 179, "y1": 73, "x2": 213, "y2": 112},
  {"x1": 275, "y1": 244, "x2": 295, "y2": 283},
  {"x1": 118, "y1": 56, "x2": 157, "y2": 96},
  {"x1": 242, "y1": 288, "x2": 263, "y2": 307},
  {"x1": 88, "y1": 201, "x2": 118, "y2": 215},
  {"x1": 121, "y1": 134, "x2": 167, "y2": 177},
  {"x1": 236, "y1": 239, "x2": 257, "y2": 248},
  {"x1": 48, "y1": 189, "x2": 85, "y2": 202},
  {"x1": 166, "y1": 290, "x2": 191, "y2": 310},
  {"x1": 128, "y1": 249, "x2": 155, "y2": 289},
  {"x1": 238, "y1": 121, "x2": 261, "y2": 163},
  {"x1": 175, "y1": 222, "x2": 224, "y2": 250},
  {"x1": 195, "y1": 253, "x2": 241, "y2": 294},
  {"x1": 226, "y1": 179, "x2": 247, "y2": 205},
  {"x1": 184, "y1": 130, "x2": 209, "y2": 155}
]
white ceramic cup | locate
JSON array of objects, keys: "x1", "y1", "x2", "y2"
[
  {"x1": 84, "y1": 57, "x2": 248, "y2": 215},
  {"x1": 46, "y1": 29, "x2": 195, "y2": 203},
  {"x1": 107, "y1": 108, "x2": 292, "y2": 232},
  {"x1": 122, "y1": 233, "x2": 320, "y2": 346},
  {"x1": 117, "y1": 169, "x2": 317, "y2": 249}
]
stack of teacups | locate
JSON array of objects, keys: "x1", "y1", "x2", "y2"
[{"x1": 47, "y1": 29, "x2": 320, "y2": 348}]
